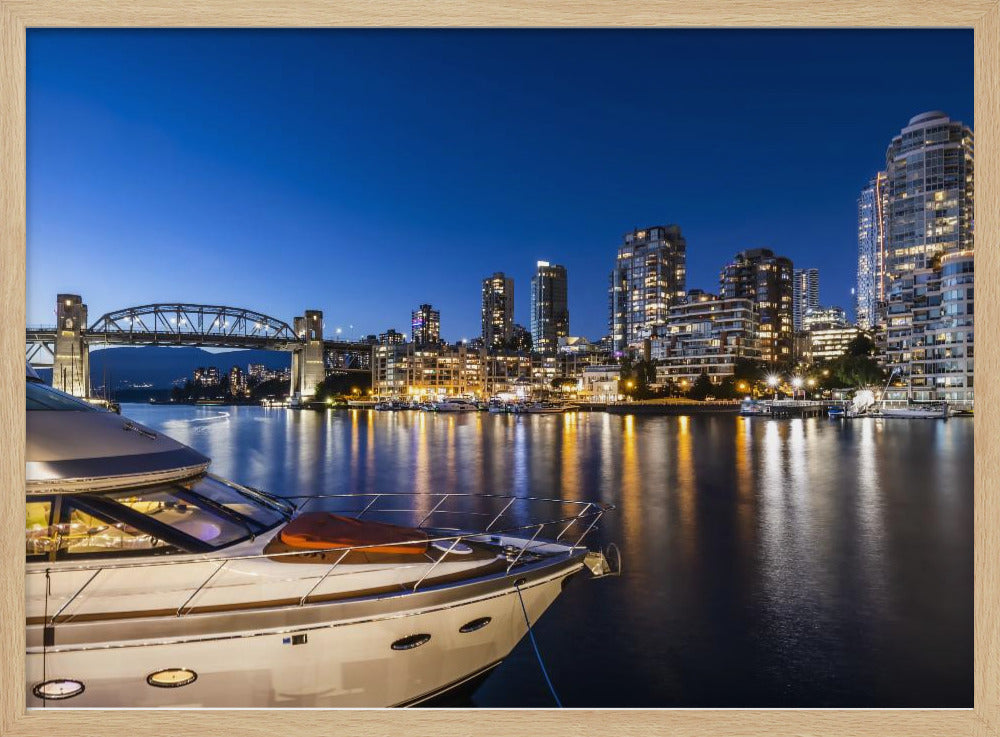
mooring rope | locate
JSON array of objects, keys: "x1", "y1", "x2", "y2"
[{"x1": 514, "y1": 582, "x2": 563, "y2": 708}]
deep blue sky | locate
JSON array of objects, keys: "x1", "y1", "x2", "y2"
[{"x1": 27, "y1": 29, "x2": 973, "y2": 341}]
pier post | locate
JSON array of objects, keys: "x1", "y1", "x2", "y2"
[{"x1": 52, "y1": 294, "x2": 90, "y2": 397}]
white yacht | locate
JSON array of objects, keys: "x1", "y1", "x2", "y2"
[
  {"x1": 876, "y1": 403, "x2": 950, "y2": 419},
  {"x1": 24, "y1": 366, "x2": 613, "y2": 708},
  {"x1": 430, "y1": 398, "x2": 478, "y2": 412}
]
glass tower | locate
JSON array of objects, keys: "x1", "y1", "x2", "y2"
[
  {"x1": 885, "y1": 111, "x2": 974, "y2": 282},
  {"x1": 857, "y1": 171, "x2": 888, "y2": 330},
  {"x1": 608, "y1": 225, "x2": 687, "y2": 352},
  {"x1": 530, "y1": 261, "x2": 568, "y2": 355},
  {"x1": 792, "y1": 268, "x2": 819, "y2": 332}
]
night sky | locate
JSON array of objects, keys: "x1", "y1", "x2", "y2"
[{"x1": 27, "y1": 29, "x2": 973, "y2": 341}]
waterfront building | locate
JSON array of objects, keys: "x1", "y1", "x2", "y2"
[
  {"x1": 885, "y1": 111, "x2": 974, "y2": 284},
  {"x1": 410, "y1": 304, "x2": 441, "y2": 346},
  {"x1": 880, "y1": 112, "x2": 974, "y2": 404},
  {"x1": 719, "y1": 248, "x2": 793, "y2": 365},
  {"x1": 481, "y1": 272, "x2": 515, "y2": 349},
  {"x1": 193, "y1": 366, "x2": 221, "y2": 386},
  {"x1": 651, "y1": 290, "x2": 760, "y2": 386},
  {"x1": 530, "y1": 261, "x2": 569, "y2": 354},
  {"x1": 373, "y1": 342, "x2": 484, "y2": 400},
  {"x1": 378, "y1": 329, "x2": 406, "y2": 346},
  {"x1": 484, "y1": 351, "x2": 532, "y2": 397},
  {"x1": 857, "y1": 171, "x2": 888, "y2": 329},
  {"x1": 801, "y1": 307, "x2": 859, "y2": 363},
  {"x1": 609, "y1": 225, "x2": 687, "y2": 352},
  {"x1": 792, "y1": 268, "x2": 819, "y2": 332},
  {"x1": 885, "y1": 250, "x2": 974, "y2": 403},
  {"x1": 228, "y1": 366, "x2": 248, "y2": 396},
  {"x1": 247, "y1": 363, "x2": 267, "y2": 383},
  {"x1": 579, "y1": 365, "x2": 622, "y2": 403}
]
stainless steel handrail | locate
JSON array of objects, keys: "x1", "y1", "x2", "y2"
[{"x1": 30, "y1": 493, "x2": 613, "y2": 619}]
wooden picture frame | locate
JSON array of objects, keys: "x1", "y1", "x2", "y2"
[{"x1": 1, "y1": 2, "x2": 996, "y2": 734}]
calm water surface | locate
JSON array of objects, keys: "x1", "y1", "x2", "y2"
[{"x1": 123, "y1": 404, "x2": 972, "y2": 707}]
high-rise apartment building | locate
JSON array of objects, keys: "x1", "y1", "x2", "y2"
[
  {"x1": 857, "y1": 171, "x2": 888, "y2": 330},
  {"x1": 885, "y1": 251, "x2": 974, "y2": 403},
  {"x1": 792, "y1": 268, "x2": 819, "y2": 331},
  {"x1": 719, "y1": 248, "x2": 794, "y2": 365},
  {"x1": 608, "y1": 225, "x2": 687, "y2": 352},
  {"x1": 885, "y1": 111, "x2": 974, "y2": 282},
  {"x1": 530, "y1": 261, "x2": 568, "y2": 355},
  {"x1": 481, "y1": 272, "x2": 515, "y2": 349},
  {"x1": 881, "y1": 111, "x2": 974, "y2": 404},
  {"x1": 410, "y1": 304, "x2": 441, "y2": 346}
]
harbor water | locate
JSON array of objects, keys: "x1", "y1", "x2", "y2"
[{"x1": 121, "y1": 404, "x2": 973, "y2": 707}]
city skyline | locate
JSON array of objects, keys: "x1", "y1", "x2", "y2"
[{"x1": 27, "y1": 29, "x2": 973, "y2": 341}]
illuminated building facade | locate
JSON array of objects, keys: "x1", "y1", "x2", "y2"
[
  {"x1": 719, "y1": 248, "x2": 793, "y2": 364},
  {"x1": 481, "y1": 272, "x2": 515, "y2": 349},
  {"x1": 193, "y1": 366, "x2": 221, "y2": 386},
  {"x1": 378, "y1": 328, "x2": 406, "y2": 346},
  {"x1": 530, "y1": 261, "x2": 569, "y2": 354},
  {"x1": 857, "y1": 171, "x2": 888, "y2": 329},
  {"x1": 410, "y1": 304, "x2": 441, "y2": 346},
  {"x1": 373, "y1": 343, "x2": 484, "y2": 400},
  {"x1": 885, "y1": 250, "x2": 974, "y2": 404},
  {"x1": 792, "y1": 268, "x2": 819, "y2": 331},
  {"x1": 651, "y1": 291, "x2": 760, "y2": 385},
  {"x1": 802, "y1": 307, "x2": 859, "y2": 363},
  {"x1": 609, "y1": 225, "x2": 687, "y2": 352},
  {"x1": 885, "y1": 111, "x2": 974, "y2": 282}
]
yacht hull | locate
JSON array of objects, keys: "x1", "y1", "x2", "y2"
[{"x1": 27, "y1": 555, "x2": 583, "y2": 708}]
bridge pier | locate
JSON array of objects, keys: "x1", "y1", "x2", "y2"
[
  {"x1": 291, "y1": 310, "x2": 325, "y2": 399},
  {"x1": 52, "y1": 294, "x2": 90, "y2": 397}
]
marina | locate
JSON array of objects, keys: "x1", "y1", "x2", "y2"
[{"x1": 106, "y1": 401, "x2": 972, "y2": 707}]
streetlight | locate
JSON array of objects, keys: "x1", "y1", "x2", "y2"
[
  {"x1": 791, "y1": 376, "x2": 803, "y2": 400},
  {"x1": 767, "y1": 374, "x2": 780, "y2": 401}
]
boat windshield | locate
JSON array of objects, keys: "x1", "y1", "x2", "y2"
[
  {"x1": 26, "y1": 475, "x2": 290, "y2": 559},
  {"x1": 26, "y1": 379, "x2": 98, "y2": 411}
]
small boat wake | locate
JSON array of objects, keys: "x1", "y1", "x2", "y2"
[{"x1": 162, "y1": 411, "x2": 231, "y2": 430}]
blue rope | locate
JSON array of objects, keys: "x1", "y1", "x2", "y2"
[{"x1": 515, "y1": 582, "x2": 563, "y2": 708}]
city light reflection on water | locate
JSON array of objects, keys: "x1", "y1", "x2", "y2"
[{"x1": 129, "y1": 404, "x2": 972, "y2": 707}]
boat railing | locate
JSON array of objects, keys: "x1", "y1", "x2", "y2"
[{"x1": 30, "y1": 493, "x2": 612, "y2": 622}]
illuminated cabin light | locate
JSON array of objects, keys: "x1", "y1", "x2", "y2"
[
  {"x1": 147, "y1": 668, "x2": 198, "y2": 688},
  {"x1": 33, "y1": 679, "x2": 85, "y2": 700}
]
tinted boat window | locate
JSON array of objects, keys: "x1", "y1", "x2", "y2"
[
  {"x1": 26, "y1": 499, "x2": 55, "y2": 557},
  {"x1": 178, "y1": 475, "x2": 287, "y2": 529},
  {"x1": 26, "y1": 380, "x2": 98, "y2": 411},
  {"x1": 57, "y1": 501, "x2": 177, "y2": 556},
  {"x1": 110, "y1": 488, "x2": 250, "y2": 547}
]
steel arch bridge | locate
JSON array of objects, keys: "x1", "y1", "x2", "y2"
[{"x1": 86, "y1": 303, "x2": 300, "y2": 349}]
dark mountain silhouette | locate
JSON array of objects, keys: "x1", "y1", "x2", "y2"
[{"x1": 85, "y1": 345, "x2": 290, "y2": 391}]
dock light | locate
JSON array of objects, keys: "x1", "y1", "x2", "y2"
[
  {"x1": 767, "y1": 374, "x2": 780, "y2": 401},
  {"x1": 792, "y1": 377, "x2": 803, "y2": 388}
]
